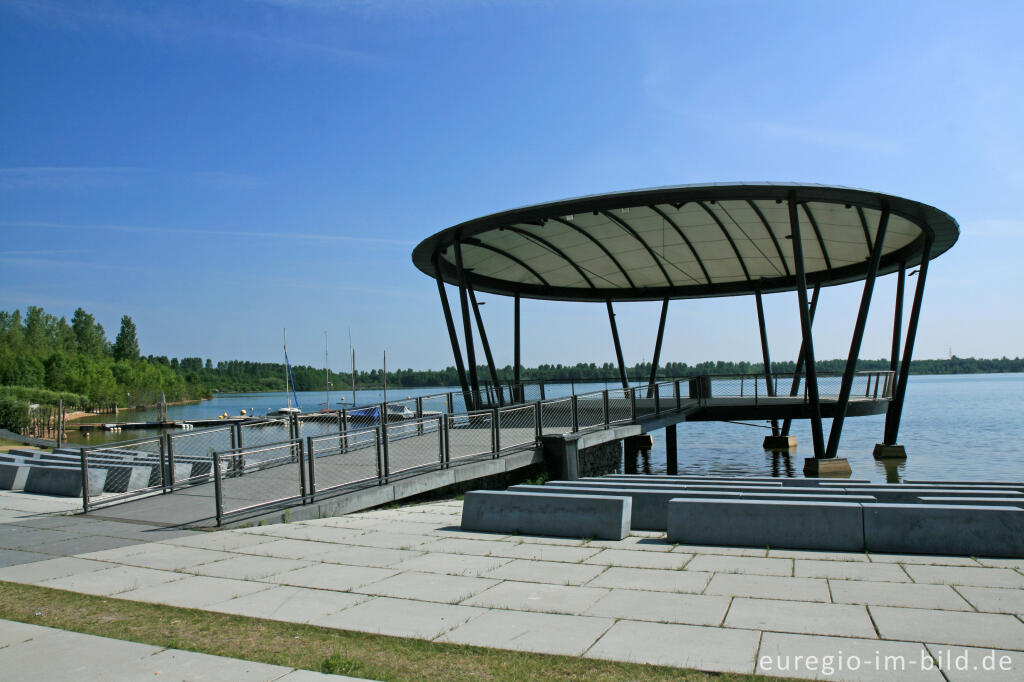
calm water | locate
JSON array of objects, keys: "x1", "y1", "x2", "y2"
[{"x1": 66, "y1": 374, "x2": 1024, "y2": 483}]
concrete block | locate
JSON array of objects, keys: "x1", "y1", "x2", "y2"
[
  {"x1": 556, "y1": 480, "x2": 783, "y2": 490},
  {"x1": 918, "y1": 497, "x2": 1024, "y2": 508},
  {"x1": 667, "y1": 498, "x2": 865, "y2": 551},
  {"x1": 24, "y1": 465, "x2": 107, "y2": 497},
  {"x1": 802, "y1": 457, "x2": 852, "y2": 476},
  {"x1": 848, "y1": 488, "x2": 1023, "y2": 503},
  {"x1": 863, "y1": 504, "x2": 1024, "y2": 558},
  {"x1": 905, "y1": 480, "x2": 1024, "y2": 490},
  {"x1": 461, "y1": 490, "x2": 631, "y2": 540},
  {"x1": 873, "y1": 443, "x2": 907, "y2": 459},
  {"x1": 763, "y1": 435, "x2": 797, "y2": 449},
  {"x1": 0, "y1": 463, "x2": 30, "y2": 490}
]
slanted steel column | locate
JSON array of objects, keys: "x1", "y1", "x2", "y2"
[
  {"x1": 453, "y1": 238, "x2": 481, "y2": 409},
  {"x1": 606, "y1": 300, "x2": 629, "y2": 389},
  {"x1": 890, "y1": 262, "x2": 905, "y2": 374},
  {"x1": 513, "y1": 295, "x2": 521, "y2": 402},
  {"x1": 780, "y1": 284, "x2": 820, "y2": 437},
  {"x1": 884, "y1": 238, "x2": 933, "y2": 444},
  {"x1": 468, "y1": 283, "x2": 504, "y2": 406},
  {"x1": 435, "y1": 270, "x2": 470, "y2": 402},
  {"x1": 647, "y1": 297, "x2": 670, "y2": 398},
  {"x1": 789, "y1": 195, "x2": 825, "y2": 458},
  {"x1": 824, "y1": 208, "x2": 890, "y2": 459},
  {"x1": 754, "y1": 287, "x2": 778, "y2": 436}
]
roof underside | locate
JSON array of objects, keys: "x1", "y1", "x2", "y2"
[{"x1": 412, "y1": 184, "x2": 959, "y2": 302}]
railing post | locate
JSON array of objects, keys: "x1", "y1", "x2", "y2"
[
  {"x1": 534, "y1": 401, "x2": 542, "y2": 441},
  {"x1": 629, "y1": 387, "x2": 637, "y2": 422},
  {"x1": 571, "y1": 395, "x2": 579, "y2": 432},
  {"x1": 213, "y1": 451, "x2": 224, "y2": 526},
  {"x1": 603, "y1": 390, "x2": 610, "y2": 426},
  {"x1": 375, "y1": 427, "x2": 384, "y2": 482},
  {"x1": 298, "y1": 439, "x2": 307, "y2": 503},
  {"x1": 306, "y1": 436, "x2": 316, "y2": 500},
  {"x1": 159, "y1": 434, "x2": 168, "y2": 494},
  {"x1": 674, "y1": 380, "x2": 681, "y2": 410},
  {"x1": 755, "y1": 375, "x2": 759, "y2": 406},
  {"x1": 380, "y1": 406, "x2": 390, "y2": 482},
  {"x1": 437, "y1": 414, "x2": 445, "y2": 466},
  {"x1": 416, "y1": 397, "x2": 424, "y2": 436},
  {"x1": 341, "y1": 408, "x2": 348, "y2": 453},
  {"x1": 79, "y1": 447, "x2": 90, "y2": 513},
  {"x1": 654, "y1": 387, "x2": 661, "y2": 414},
  {"x1": 447, "y1": 392, "x2": 454, "y2": 414},
  {"x1": 491, "y1": 408, "x2": 500, "y2": 456},
  {"x1": 539, "y1": 381, "x2": 546, "y2": 400},
  {"x1": 740, "y1": 375, "x2": 744, "y2": 397},
  {"x1": 230, "y1": 423, "x2": 237, "y2": 451},
  {"x1": 167, "y1": 435, "x2": 176, "y2": 491}
]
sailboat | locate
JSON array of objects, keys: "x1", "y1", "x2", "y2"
[{"x1": 276, "y1": 328, "x2": 302, "y2": 415}]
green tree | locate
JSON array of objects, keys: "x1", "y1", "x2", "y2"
[
  {"x1": 113, "y1": 315, "x2": 140, "y2": 361},
  {"x1": 71, "y1": 307, "x2": 108, "y2": 356}
]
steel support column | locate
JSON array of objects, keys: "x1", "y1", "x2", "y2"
[
  {"x1": 780, "y1": 284, "x2": 820, "y2": 437},
  {"x1": 468, "y1": 283, "x2": 504, "y2": 406},
  {"x1": 606, "y1": 300, "x2": 629, "y2": 389},
  {"x1": 884, "y1": 238, "x2": 933, "y2": 444},
  {"x1": 647, "y1": 297, "x2": 670, "y2": 398},
  {"x1": 754, "y1": 288, "x2": 779, "y2": 436},
  {"x1": 890, "y1": 262, "x2": 905, "y2": 373},
  {"x1": 789, "y1": 196, "x2": 825, "y2": 458},
  {"x1": 453, "y1": 238, "x2": 481, "y2": 409},
  {"x1": 435, "y1": 272, "x2": 470, "y2": 402},
  {"x1": 824, "y1": 208, "x2": 890, "y2": 459},
  {"x1": 513, "y1": 295, "x2": 521, "y2": 402}
]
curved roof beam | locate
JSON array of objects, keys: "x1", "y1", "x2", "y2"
[
  {"x1": 502, "y1": 225, "x2": 596, "y2": 288},
  {"x1": 599, "y1": 210, "x2": 675, "y2": 287},
  {"x1": 548, "y1": 217, "x2": 637, "y2": 288},
  {"x1": 697, "y1": 201, "x2": 752, "y2": 281},
  {"x1": 746, "y1": 200, "x2": 790, "y2": 277},
  {"x1": 855, "y1": 206, "x2": 873, "y2": 252},
  {"x1": 647, "y1": 204, "x2": 713, "y2": 285},
  {"x1": 462, "y1": 238, "x2": 551, "y2": 287},
  {"x1": 799, "y1": 203, "x2": 833, "y2": 272}
]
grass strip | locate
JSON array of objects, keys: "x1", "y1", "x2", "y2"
[{"x1": 0, "y1": 581, "x2": 779, "y2": 681}]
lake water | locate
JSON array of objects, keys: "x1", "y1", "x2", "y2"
[{"x1": 67, "y1": 374, "x2": 1024, "y2": 483}]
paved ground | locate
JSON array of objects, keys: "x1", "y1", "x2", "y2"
[
  {"x1": 0, "y1": 619, "x2": 361, "y2": 681},
  {"x1": 1, "y1": 490, "x2": 1023, "y2": 680}
]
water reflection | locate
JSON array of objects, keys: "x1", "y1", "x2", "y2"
[
  {"x1": 768, "y1": 450, "x2": 795, "y2": 478},
  {"x1": 876, "y1": 457, "x2": 905, "y2": 484}
]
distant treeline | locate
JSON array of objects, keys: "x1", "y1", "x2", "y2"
[{"x1": 1, "y1": 307, "x2": 1021, "y2": 415}]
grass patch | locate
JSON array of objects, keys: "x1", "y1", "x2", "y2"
[{"x1": 0, "y1": 581, "x2": 775, "y2": 681}]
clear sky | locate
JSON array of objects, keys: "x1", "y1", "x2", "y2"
[{"x1": 1, "y1": 0, "x2": 1022, "y2": 373}]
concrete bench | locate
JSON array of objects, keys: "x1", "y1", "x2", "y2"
[
  {"x1": 904, "y1": 480, "x2": 1024, "y2": 490},
  {"x1": 512, "y1": 484, "x2": 875, "y2": 531},
  {"x1": 553, "y1": 480, "x2": 784, "y2": 491},
  {"x1": 0, "y1": 463, "x2": 31, "y2": 490},
  {"x1": 24, "y1": 465, "x2": 107, "y2": 497},
  {"x1": 863, "y1": 504, "x2": 1024, "y2": 558},
  {"x1": 461, "y1": 490, "x2": 631, "y2": 540},
  {"x1": 837, "y1": 488, "x2": 1023, "y2": 503},
  {"x1": 600, "y1": 475, "x2": 871, "y2": 487},
  {"x1": 667, "y1": 498, "x2": 865, "y2": 551},
  {"x1": 918, "y1": 497, "x2": 1024, "y2": 508}
]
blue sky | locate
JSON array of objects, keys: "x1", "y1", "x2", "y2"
[{"x1": 1, "y1": 0, "x2": 1022, "y2": 372}]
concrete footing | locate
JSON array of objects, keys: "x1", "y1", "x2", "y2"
[
  {"x1": 763, "y1": 435, "x2": 797, "y2": 450},
  {"x1": 461, "y1": 490, "x2": 631, "y2": 540},
  {"x1": 873, "y1": 443, "x2": 908, "y2": 459},
  {"x1": 803, "y1": 457, "x2": 852, "y2": 476}
]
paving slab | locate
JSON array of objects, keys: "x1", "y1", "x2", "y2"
[
  {"x1": 0, "y1": 556, "x2": 112, "y2": 583},
  {"x1": 159, "y1": 531, "x2": 280, "y2": 552},
  {"x1": 585, "y1": 588, "x2": 730, "y2": 626},
  {"x1": 301, "y1": 543, "x2": 424, "y2": 568},
  {"x1": 926, "y1": 644, "x2": 1023, "y2": 681},
  {"x1": 184, "y1": 555, "x2": 313, "y2": 580},
  {"x1": 587, "y1": 536, "x2": 675, "y2": 552},
  {"x1": 869, "y1": 553, "x2": 981, "y2": 566},
  {"x1": 725, "y1": 597, "x2": 877, "y2": 638},
  {"x1": 415, "y1": 537, "x2": 514, "y2": 556},
  {"x1": 902, "y1": 564, "x2": 1024, "y2": 588},
  {"x1": 795, "y1": 559, "x2": 911, "y2": 582},
  {"x1": 390, "y1": 551, "x2": 513, "y2": 577},
  {"x1": 342, "y1": 530, "x2": 436, "y2": 550},
  {"x1": 975, "y1": 557, "x2": 1024, "y2": 569},
  {"x1": 462, "y1": 580, "x2": 609, "y2": 615},
  {"x1": 586, "y1": 566, "x2": 712, "y2": 593},
  {"x1": 438, "y1": 609, "x2": 615, "y2": 656},
  {"x1": 483, "y1": 558, "x2": 608, "y2": 586},
  {"x1": 768, "y1": 549, "x2": 870, "y2": 562},
  {"x1": 273, "y1": 563, "x2": 399, "y2": 592},
  {"x1": 685, "y1": 554, "x2": 793, "y2": 576},
  {"x1": 584, "y1": 619, "x2": 761, "y2": 673},
  {"x1": 757, "y1": 631, "x2": 943, "y2": 681},
  {"x1": 829, "y1": 580, "x2": 974, "y2": 610},
  {"x1": 704, "y1": 573, "x2": 831, "y2": 602},
  {"x1": 40, "y1": 564, "x2": 185, "y2": 596},
  {"x1": 105, "y1": 645, "x2": 305, "y2": 681},
  {"x1": 673, "y1": 544, "x2": 768, "y2": 557},
  {"x1": 582, "y1": 548, "x2": 693, "y2": 570},
  {"x1": 509, "y1": 534, "x2": 588, "y2": 546},
  {"x1": 955, "y1": 585, "x2": 1024, "y2": 614},
  {"x1": 241, "y1": 523, "x2": 370, "y2": 543},
  {"x1": 312, "y1": 595, "x2": 485, "y2": 639},
  {"x1": 207, "y1": 585, "x2": 371, "y2": 623},
  {"x1": 353, "y1": 570, "x2": 498, "y2": 603},
  {"x1": 490, "y1": 542, "x2": 602, "y2": 563},
  {"x1": 31, "y1": 534, "x2": 143, "y2": 556},
  {"x1": 0, "y1": 548, "x2": 51, "y2": 567},
  {"x1": 117, "y1": 575, "x2": 273, "y2": 608},
  {"x1": 870, "y1": 605, "x2": 1024, "y2": 650},
  {"x1": 97, "y1": 544, "x2": 235, "y2": 571}
]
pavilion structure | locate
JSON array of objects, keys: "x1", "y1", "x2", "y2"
[{"x1": 412, "y1": 183, "x2": 958, "y2": 474}]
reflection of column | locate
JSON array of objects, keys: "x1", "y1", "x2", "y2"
[{"x1": 665, "y1": 424, "x2": 678, "y2": 475}]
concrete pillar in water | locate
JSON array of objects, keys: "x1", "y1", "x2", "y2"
[{"x1": 665, "y1": 424, "x2": 678, "y2": 475}]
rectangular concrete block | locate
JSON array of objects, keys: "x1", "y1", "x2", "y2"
[
  {"x1": 918, "y1": 497, "x2": 1024, "y2": 508},
  {"x1": 24, "y1": 465, "x2": 107, "y2": 497},
  {"x1": 461, "y1": 490, "x2": 631, "y2": 540},
  {"x1": 0, "y1": 463, "x2": 30, "y2": 490},
  {"x1": 667, "y1": 499, "x2": 865, "y2": 552},
  {"x1": 863, "y1": 504, "x2": 1024, "y2": 558},
  {"x1": 838, "y1": 488, "x2": 1022, "y2": 503}
]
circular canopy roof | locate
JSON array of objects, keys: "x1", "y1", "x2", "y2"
[{"x1": 412, "y1": 183, "x2": 959, "y2": 302}]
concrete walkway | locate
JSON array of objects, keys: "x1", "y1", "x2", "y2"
[
  {"x1": 0, "y1": 619, "x2": 362, "y2": 681},
  {"x1": 1, "y1": 490, "x2": 1023, "y2": 680}
]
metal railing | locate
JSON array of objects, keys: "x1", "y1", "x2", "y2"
[{"x1": 77, "y1": 371, "x2": 895, "y2": 519}]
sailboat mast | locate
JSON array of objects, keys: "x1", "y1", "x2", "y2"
[
  {"x1": 283, "y1": 327, "x2": 291, "y2": 409},
  {"x1": 349, "y1": 329, "x2": 356, "y2": 406},
  {"x1": 324, "y1": 331, "x2": 330, "y2": 411},
  {"x1": 383, "y1": 350, "x2": 388, "y2": 406}
]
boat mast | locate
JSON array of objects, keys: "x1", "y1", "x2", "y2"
[
  {"x1": 383, "y1": 350, "x2": 388, "y2": 407},
  {"x1": 324, "y1": 331, "x2": 330, "y2": 410},
  {"x1": 349, "y1": 329, "x2": 356, "y2": 406},
  {"x1": 283, "y1": 327, "x2": 291, "y2": 409}
]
